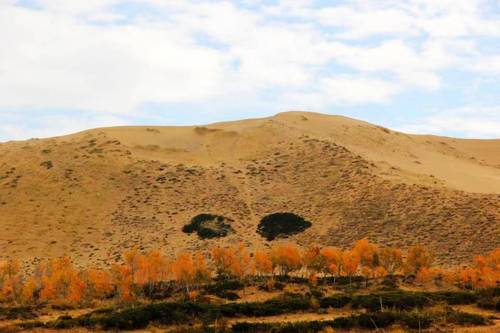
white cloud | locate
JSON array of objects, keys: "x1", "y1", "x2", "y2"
[
  {"x1": 0, "y1": 111, "x2": 125, "y2": 141},
  {"x1": 399, "y1": 107, "x2": 500, "y2": 138},
  {"x1": 282, "y1": 75, "x2": 400, "y2": 109},
  {"x1": 470, "y1": 56, "x2": 500, "y2": 74},
  {"x1": 0, "y1": 0, "x2": 499, "y2": 139},
  {"x1": 0, "y1": 4, "x2": 230, "y2": 114}
]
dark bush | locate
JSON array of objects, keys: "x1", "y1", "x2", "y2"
[
  {"x1": 401, "y1": 312, "x2": 434, "y2": 329},
  {"x1": 0, "y1": 306, "x2": 38, "y2": 320},
  {"x1": 206, "y1": 279, "x2": 244, "y2": 292},
  {"x1": 18, "y1": 320, "x2": 45, "y2": 329},
  {"x1": 319, "y1": 295, "x2": 352, "y2": 308},
  {"x1": 233, "y1": 320, "x2": 337, "y2": 333},
  {"x1": 182, "y1": 214, "x2": 234, "y2": 239},
  {"x1": 40, "y1": 160, "x2": 53, "y2": 169},
  {"x1": 204, "y1": 280, "x2": 243, "y2": 300},
  {"x1": 356, "y1": 312, "x2": 397, "y2": 329},
  {"x1": 351, "y1": 291, "x2": 478, "y2": 312},
  {"x1": 380, "y1": 276, "x2": 399, "y2": 290},
  {"x1": 319, "y1": 275, "x2": 364, "y2": 286},
  {"x1": 447, "y1": 310, "x2": 487, "y2": 326},
  {"x1": 331, "y1": 316, "x2": 356, "y2": 329},
  {"x1": 477, "y1": 297, "x2": 500, "y2": 311},
  {"x1": 430, "y1": 291, "x2": 478, "y2": 305},
  {"x1": 352, "y1": 292, "x2": 428, "y2": 311},
  {"x1": 257, "y1": 213, "x2": 312, "y2": 241}
]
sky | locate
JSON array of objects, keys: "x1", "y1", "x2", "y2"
[{"x1": 0, "y1": 0, "x2": 499, "y2": 141}]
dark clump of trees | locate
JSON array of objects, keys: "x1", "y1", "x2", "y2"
[
  {"x1": 257, "y1": 213, "x2": 312, "y2": 241},
  {"x1": 182, "y1": 214, "x2": 234, "y2": 239}
]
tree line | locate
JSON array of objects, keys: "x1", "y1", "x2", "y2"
[{"x1": 0, "y1": 239, "x2": 498, "y2": 306}]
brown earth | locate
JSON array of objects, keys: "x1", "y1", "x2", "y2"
[{"x1": 0, "y1": 111, "x2": 498, "y2": 269}]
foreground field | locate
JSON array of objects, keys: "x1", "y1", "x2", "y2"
[
  {"x1": 1, "y1": 280, "x2": 499, "y2": 332},
  {"x1": 1, "y1": 239, "x2": 499, "y2": 332}
]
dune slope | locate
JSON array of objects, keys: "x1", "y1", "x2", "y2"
[{"x1": 0, "y1": 111, "x2": 498, "y2": 268}]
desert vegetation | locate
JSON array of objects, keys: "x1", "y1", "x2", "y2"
[
  {"x1": 0, "y1": 239, "x2": 499, "y2": 331},
  {"x1": 183, "y1": 214, "x2": 235, "y2": 239},
  {"x1": 257, "y1": 212, "x2": 312, "y2": 240}
]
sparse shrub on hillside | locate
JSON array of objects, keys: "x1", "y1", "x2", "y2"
[
  {"x1": 183, "y1": 214, "x2": 234, "y2": 239},
  {"x1": 257, "y1": 213, "x2": 312, "y2": 241}
]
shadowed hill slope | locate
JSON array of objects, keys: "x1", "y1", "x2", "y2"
[{"x1": 0, "y1": 112, "x2": 499, "y2": 268}]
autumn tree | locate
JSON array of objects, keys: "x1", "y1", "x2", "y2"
[
  {"x1": 303, "y1": 245, "x2": 332, "y2": 278},
  {"x1": 404, "y1": 245, "x2": 433, "y2": 276},
  {"x1": 320, "y1": 247, "x2": 343, "y2": 282},
  {"x1": 21, "y1": 277, "x2": 37, "y2": 304},
  {"x1": 270, "y1": 243, "x2": 302, "y2": 277},
  {"x1": 353, "y1": 239, "x2": 380, "y2": 285},
  {"x1": 254, "y1": 250, "x2": 273, "y2": 276},
  {"x1": 111, "y1": 264, "x2": 133, "y2": 302},
  {"x1": 172, "y1": 252, "x2": 210, "y2": 294},
  {"x1": 341, "y1": 250, "x2": 360, "y2": 284},
  {"x1": 84, "y1": 269, "x2": 113, "y2": 300},
  {"x1": 38, "y1": 257, "x2": 86, "y2": 305},
  {"x1": 0, "y1": 259, "x2": 23, "y2": 303},
  {"x1": 379, "y1": 247, "x2": 403, "y2": 275},
  {"x1": 211, "y1": 243, "x2": 251, "y2": 280}
]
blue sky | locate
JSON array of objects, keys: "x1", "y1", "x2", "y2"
[{"x1": 0, "y1": 0, "x2": 499, "y2": 141}]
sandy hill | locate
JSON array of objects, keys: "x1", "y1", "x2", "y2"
[{"x1": 0, "y1": 111, "x2": 499, "y2": 269}]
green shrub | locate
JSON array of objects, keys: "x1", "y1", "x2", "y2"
[
  {"x1": 447, "y1": 311, "x2": 487, "y2": 326},
  {"x1": 182, "y1": 214, "x2": 234, "y2": 239},
  {"x1": 352, "y1": 292, "x2": 428, "y2": 311},
  {"x1": 257, "y1": 213, "x2": 311, "y2": 241},
  {"x1": 233, "y1": 320, "x2": 336, "y2": 333},
  {"x1": 401, "y1": 312, "x2": 434, "y2": 329},
  {"x1": 319, "y1": 295, "x2": 351, "y2": 308},
  {"x1": 477, "y1": 297, "x2": 500, "y2": 311},
  {"x1": 0, "y1": 305, "x2": 38, "y2": 320},
  {"x1": 356, "y1": 312, "x2": 397, "y2": 329}
]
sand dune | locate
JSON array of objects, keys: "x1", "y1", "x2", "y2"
[{"x1": 0, "y1": 111, "x2": 498, "y2": 269}]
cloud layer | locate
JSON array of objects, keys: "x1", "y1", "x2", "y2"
[{"x1": 0, "y1": 0, "x2": 499, "y2": 140}]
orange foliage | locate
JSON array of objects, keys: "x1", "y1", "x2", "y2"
[
  {"x1": 85, "y1": 269, "x2": 113, "y2": 299},
  {"x1": 254, "y1": 250, "x2": 273, "y2": 275},
  {"x1": 172, "y1": 252, "x2": 210, "y2": 292},
  {"x1": 270, "y1": 243, "x2": 302, "y2": 276},
  {"x1": 415, "y1": 267, "x2": 435, "y2": 285},
  {"x1": 0, "y1": 242, "x2": 498, "y2": 307},
  {"x1": 21, "y1": 277, "x2": 37, "y2": 303},
  {"x1": 353, "y1": 239, "x2": 379, "y2": 268},
  {"x1": 341, "y1": 250, "x2": 360, "y2": 278},
  {"x1": 405, "y1": 245, "x2": 433, "y2": 276},
  {"x1": 303, "y1": 245, "x2": 324, "y2": 273},
  {"x1": 321, "y1": 247, "x2": 343, "y2": 276},
  {"x1": 111, "y1": 264, "x2": 133, "y2": 301},
  {"x1": 0, "y1": 259, "x2": 23, "y2": 303},
  {"x1": 379, "y1": 247, "x2": 403, "y2": 274},
  {"x1": 37, "y1": 257, "x2": 86, "y2": 304},
  {"x1": 211, "y1": 243, "x2": 250, "y2": 279}
]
